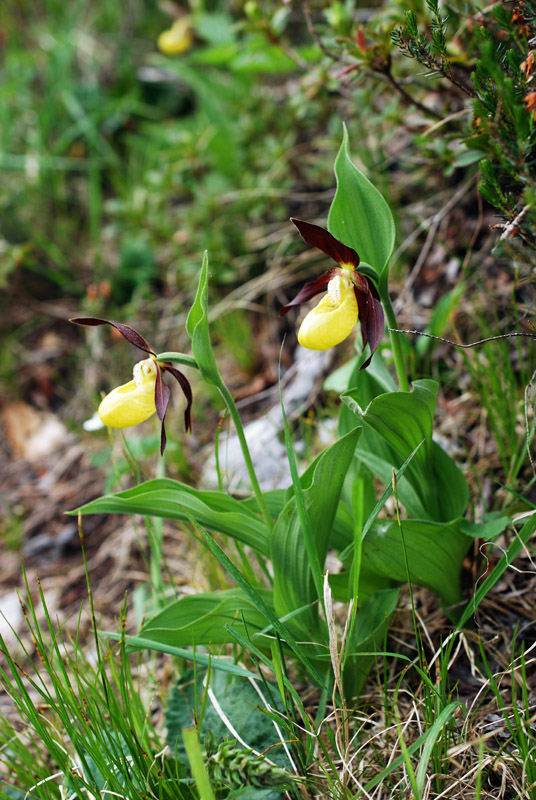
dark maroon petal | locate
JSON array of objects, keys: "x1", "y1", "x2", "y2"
[
  {"x1": 291, "y1": 219, "x2": 360, "y2": 268},
  {"x1": 159, "y1": 420, "x2": 167, "y2": 457},
  {"x1": 154, "y1": 365, "x2": 171, "y2": 456},
  {"x1": 162, "y1": 363, "x2": 193, "y2": 433},
  {"x1": 354, "y1": 281, "x2": 384, "y2": 370},
  {"x1": 279, "y1": 269, "x2": 337, "y2": 317},
  {"x1": 70, "y1": 317, "x2": 155, "y2": 356}
]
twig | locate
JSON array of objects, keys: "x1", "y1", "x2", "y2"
[
  {"x1": 383, "y1": 66, "x2": 443, "y2": 120},
  {"x1": 496, "y1": 204, "x2": 531, "y2": 241},
  {"x1": 461, "y1": 184, "x2": 484, "y2": 270},
  {"x1": 297, "y1": 0, "x2": 339, "y2": 61},
  {"x1": 393, "y1": 175, "x2": 477, "y2": 311},
  {"x1": 389, "y1": 328, "x2": 536, "y2": 347},
  {"x1": 422, "y1": 107, "x2": 473, "y2": 137},
  {"x1": 524, "y1": 368, "x2": 536, "y2": 475}
]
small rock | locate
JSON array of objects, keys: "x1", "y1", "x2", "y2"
[
  {"x1": 0, "y1": 590, "x2": 24, "y2": 651},
  {"x1": 2, "y1": 402, "x2": 70, "y2": 461}
]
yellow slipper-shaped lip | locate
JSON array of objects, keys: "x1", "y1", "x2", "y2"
[
  {"x1": 298, "y1": 274, "x2": 358, "y2": 351},
  {"x1": 98, "y1": 359, "x2": 157, "y2": 428}
]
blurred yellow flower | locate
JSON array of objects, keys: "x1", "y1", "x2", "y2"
[
  {"x1": 298, "y1": 272, "x2": 358, "y2": 351},
  {"x1": 157, "y1": 18, "x2": 193, "y2": 56},
  {"x1": 98, "y1": 358, "x2": 157, "y2": 428}
]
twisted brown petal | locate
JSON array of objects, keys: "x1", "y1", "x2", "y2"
[
  {"x1": 279, "y1": 269, "x2": 337, "y2": 317},
  {"x1": 70, "y1": 317, "x2": 155, "y2": 356},
  {"x1": 354, "y1": 279, "x2": 384, "y2": 370},
  {"x1": 291, "y1": 219, "x2": 360, "y2": 268},
  {"x1": 154, "y1": 365, "x2": 171, "y2": 456},
  {"x1": 162, "y1": 363, "x2": 193, "y2": 434}
]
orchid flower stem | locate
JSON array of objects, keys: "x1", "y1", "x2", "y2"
[
  {"x1": 217, "y1": 382, "x2": 274, "y2": 532},
  {"x1": 156, "y1": 350, "x2": 273, "y2": 531},
  {"x1": 156, "y1": 352, "x2": 198, "y2": 370},
  {"x1": 379, "y1": 284, "x2": 410, "y2": 393}
]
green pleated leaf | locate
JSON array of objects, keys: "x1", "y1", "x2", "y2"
[
  {"x1": 186, "y1": 250, "x2": 221, "y2": 386},
  {"x1": 360, "y1": 518, "x2": 471, "y2": 606},
  {"x1": 346, "y1": 378, "x2": 436, "y2": 459},
  {"x1": 327, "y1": 570, "x2": 394, "y2": 603},
  {"x1": 271, "y1": 427, "x2": 361, "y2": 637},
  {"x1": 187, "y1": 515, "x2": 326, "y2": 687},
  {"x1": 104, "y1": 632, "x2": 258, "y2": 678},
  {"x1": 427, "y1": 440, "x2": 469, "y2": 521},
  {"x1": 138, "y1": 588, "x2": 274, "y2": 646},
  {"x1": 343, "y1": 379, "x2": 468, "y2": 522},
  {"x1": 72, "y1": 478, "x2": 271, "y2": 556},
  {"x1": 327, "y1": 124, "x2": 395, "y2": 274},
  {"x1": 459, "y1": 512, "x2": 511, "y2": 540},
  {"x1": 326, "y1": 351, "x2": 397, "y2": 397}
]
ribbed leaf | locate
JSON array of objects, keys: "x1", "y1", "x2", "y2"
[
  {"x1": 104, "y1": 633, "x2": 259, "y2": 678},
  {"x1": 72, "y1": 478, "x2": 271, "y2": 556},
  {"x1": 344, "y1": 378, "x2": 437, "y2": 468},
  {"x1": 343, "y1": 379, "x2": 468, "y2": 522},
  {"x1": 360, "y1": 518, "x2": 471, "y2": 606},
  {"x1": 137, "y1": 589, "x2": 273, "y2": 646},
  {"x1": 327, "y1": 125, "x2": 395, "y2": 273},
  {"x1": 271, "y1": 427, "x2": 361, "y2": 637}
]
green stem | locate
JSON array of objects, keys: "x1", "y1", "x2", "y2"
[
  {"x1": 217, "y1": 382, "x2": 274, "y2": 531},
  {"x1": 156, "y1": 350, "x2": 273, "y2": 531},
  {"x1": 379, "y1": 278, "x2": 410, "y2": 393},
  {"x1": 182, "y1": 728, "x2": 216, "y2": 800},
  {"x1": 156, "y1": 351, "x2": 198, "y2": 370}
]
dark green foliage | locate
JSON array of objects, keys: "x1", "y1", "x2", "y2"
[
  {"x1": 166, "y1": 670, "x2": 293, "y2": 797},
  {"x1": 0, "y1": 784, "x2": 30, "y2": 800},
  {"x1": 167, "y1": 671, "x2": 289, "y2": 765},
  {"x1": 392, "y1": 0, "x2": 469, "y2": 88},
  {"x1": 204, "y1": 736, "x2": 291, "y2": 795},
  {"x1": 393, "y1": 0, "x2": 536, "y2": 251},
  {"x1": 113, "y1": 238, "x2": 158, "y2": 303},
  {"x1": 63, "y1": 732, "x2": 132, "y2": 795}
]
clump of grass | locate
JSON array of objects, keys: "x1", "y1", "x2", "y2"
[
  {"x1": 2, "y1": 554, "x2": 536, "y2": 799},
  {"x1": 0, "y1": 574, "x2": 195, "y2": 800}
]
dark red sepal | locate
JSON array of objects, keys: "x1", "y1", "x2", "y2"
[
  {"x1": 162, "y1": 363, "x2": 193, "y2": 433},
  {"x1": 70, "y1": 317, "x2": 155, "y2": 356},
  {"x1": 291, "y1": 219, "x2": 360, "y2": 268},
  {"x1": 354, "y1": 280, "x2": 385, "y2": 370},
  {"x1": 279, "y1": 269, "x2": 337, "y2": 317},
  {"x1": 154, "y1": 364, "x2": 171, "y2": 456}
]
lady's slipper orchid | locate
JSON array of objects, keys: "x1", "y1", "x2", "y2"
[
  {"x1": 157, "y1": 17, "x2": 193, "y2": 56},
  {"x1": 71, "y1": 318, "x2": 192, "y2": 455},
  {"x1": 98, "y1": 358, "x2": 158, "y2": 428},
  {"x1": 280, "y1": 219, "x2": 384, "y2": 369}
]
